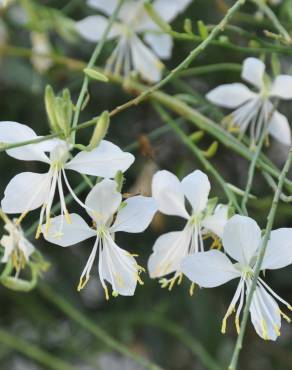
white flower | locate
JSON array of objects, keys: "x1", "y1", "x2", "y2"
[
  {"x1": 0, "y1": 121, "x2": 134, "y2": 236},
  {"x1": 206, "y1": 57, "x2": 292, "y2": 146},
  {"x1": 1, "y1": 220, "x2": 35, "y2": 271},
  {"x1": 43, "y1": 179, "x2": 158, "y2": 298},
  {"x1": 181, "y1": 215, "x2": 292, "y2": 341},
  {"x1": 148, "y1": 169, "x2": 229, "y2": 285},
  {"x1": 75, "y1": 0, "x2": 192, "y2": 82}
]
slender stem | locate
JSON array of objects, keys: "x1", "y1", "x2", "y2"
[
  {"x1": 70, "y1": 0, "x2": 125, "y2": 142},
  {"x1": 0, "y1": 328, "x2": 78, "y2": 370},
  {"x1": 109, "y1": 0, "x2": 245, "y2": 117},
  {"x1": 241, "y1": 129, "x2": 268, "y2": 215},
  {"x1": 178, "y1": 63, "x2": 242, "y2": 77},
  {"x1": 153, "y1": 103, "x2": 242, "y2": 213},
  {"x1": 39, "y1": 284, "x2": 164, "y2": 370},
  {"x1": 250, "y1": 0, "x2": 291, "y2": 43},
  {"x1": 228, "y1": 148, "x2": 292, "y2": 370}
]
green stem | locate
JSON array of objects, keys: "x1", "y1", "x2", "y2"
[
  {"x1": 241, "y1": 128, "x2": 269, "y2": 215},
  {"x1": 70, "y1": 0, "x2": 125, "y2": 142},
  {"x1": 178, "y1": 63, "x2": 242, "y2": 77},
  {"x1": 0, "y1": 328, "x2": 78, "y2": 370},
  {"x1": 109, "y1": 0, "x2": 245, "y2": 116},
  {"x1": 250, "y1": 0, "x2": 291, "y2": 43},
  {"x1": 228, "y1": 148, "x2": 292, "y2": 370},
  {"x1": 153, "y1": 103, "x2": 242, "y2": 213},
  {"x1": 39, "y1": 284, "x2": 164, "y2": 370}
]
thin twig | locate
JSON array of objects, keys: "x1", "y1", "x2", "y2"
[{"x1": 228, "y1": 149, "x2": 292, "y2": 370}]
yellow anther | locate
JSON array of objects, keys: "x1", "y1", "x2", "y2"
[
  {"x1": 178, "y1": 274, "x2": 183, "y2": 285},
  {"x1": 104, "y1": 286, "x2": 110, "y2": 301},
  {"x1": 221, "y1": 307, "x2": 234, "y2": 334},
  {"x1": 15, "y1": 212, "x2": 28, "y2": 226},
  {"x1": 235, "y1": 316, "x2": 240, "y2": 335},
  {"x1": 77, "y1": 275, "x2": 90, "y2": 291},
  {"x1": 210, "y1": 237, "x2": 222, "y2": 250},
  {"x1": 35, "y1": 225, "x2": 42, "y2": 240},
  {"x1": 45, "y1": 217, "x2": 51, "y2": 236},
  {"x1": 189, "y1": 282, "x2": 196, "y2": 296},
  {"x1": 279, "y1": 309, "x2": 291, "y2": 323},
  {"x1": 64, "y1": 210, "x2": 71, "y2": 224},
  {"x1": 112, "y1": 290, "x2": 119, "y2": 298}
]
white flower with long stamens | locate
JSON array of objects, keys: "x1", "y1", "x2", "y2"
[
  {"x1": 181, "y1": 215, "x2": 292, "y2": 340},
  {"x1": 206, "y1": 57, "x2": 292, "y2": 146},
  {"x1": 1, "y1": 220, "x2": 35, "y2": 272},
  {"x1": 148, "y1": 169, "x2": 229, "y2": 287},
  {"x1": 0, "y1": 121, "x2": 134, "y2": 237},
  {"x1": 75, "y1": 0, "x2": 192, "y2": 82},
  {"x1": 43, "y1": 179, "x2": 158, "y2": 298}
]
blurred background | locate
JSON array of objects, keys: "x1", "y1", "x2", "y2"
[{"x1": 1, "y1": 0, "x2": 292, "y2": 369}]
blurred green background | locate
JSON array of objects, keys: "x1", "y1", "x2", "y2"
[{"x1": 1, "y1": 0, "x2": 292, "y2": 369}]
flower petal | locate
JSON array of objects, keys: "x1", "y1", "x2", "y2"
[
  {"x1": 65, "y1": 140, "x2": 134, "y2": 178},
  {"x1": 223, "y1": 215, "x2": 261, "y2": 264},
  {"x1": 241, "y1": 57, "x2": 265, "y2": 90},
  {"x1": 0, "y1": 121, "x2": 49, "y2": 162},
  {"x1": 111, "y1": 196, "x2": 158, "y2": 233},
  {"x1": 206, "y1": 83, "x2": 256, "y2": 109},
  {"x1": 268, "y1": 110, "x2": 291, "y2": 146},
  {"x1": 261, "y1": 228, "x2": 292, "y2": 270},
  {"x1": 87, "y1": 0, "x2": 118, "y2": 15},
  {"x1": 130, "y1": 35, "x2": 164, "y2": 82},
  {"x1": 99, "y1": 236, "x2": 138, "y2": 296},
  {"x1": 148, "y1": 228, "x2": 192, "y2": 278},
  {"x1": 19, "y1": 237, "x2": 35, "y2": 260},
  {"x1": 249, "y1": 285, "x2": 281, "y2": 341},
  {"x1": 42, "y1": 213, "x2": 95, "y2": 247},
  {"x1": 144, "y1": 33, "x2": 173, "y2": 59},
  {"x1": 270, "y1": 75, "x2": 292, "y2": 100},
  {"x1": 75, "y1": 15, "x2": 119, "y2": 42},
  {"x1": 1, "y1": 172, "x2": 51, "y2": 214},
  {"x1": 202, "y1": 204, "x2": 229, "y2": 238},
  {"x1": 181, "y1": 250, "x2": 240, "y2": 287},
  {"x1": 85, "y1": 179, "x2": 122, "y2": 224},
  {"x1": 152, "y1": 0, "x2": 192, "y2": 23},
  {"x1": 181, "y1": 170, "x2": 210, "y2": 214},
  {"x1": 152, "y1": 170, "x2": 189, "y2": 219}
]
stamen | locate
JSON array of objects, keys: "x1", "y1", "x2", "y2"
[
  {"x1": 189, "y1": 282, "x2": 196, "y2": 296},
  {"x1": 77, "y1": 275, "x2": 90, "y2": 291},
  {"x1": 279, "y1": 309, "x2": 291, "y2": 323}
]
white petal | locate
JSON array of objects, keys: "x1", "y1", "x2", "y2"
[
  {"x1": 148, "y1": 228, "x2": 192, "y2": 278},
  {"x1": 181, "y1": 170, "x2": 210, "y2": 214},
  {"x1": 206, "y1": 83, "x2": 256, "y2": 109},
  {"x1": 1, "y1": 172, "x2": 51, "y2": 214},
  {"x1": 75, "y1": 15, "x2": 119, "y2": 42},
  {"x1": 262, "y1": 228, "x2": 292, "y2": 270},
  {"x1": 130, "y1": 35, "x2": 164, "y2": 82},
  {"x1": 42, "y1": 213, "x2": 95, "y2": 247},
  {"x1": 270, "y1": 75, "x2": 292, "y2": 100},
  {"x1": 87, "y1": 0, "x2": 118, "y2": 15},
  {"x1": 268, "y1": 110, "x2": 291, "y2": 146},
  {"x1": 65, "y1": 140, "x2": 134, "y2": 177},
  {"x1": 144, "y1": 33, "x2": 173, "y2": 59},
  {"x1": 19, "y1": 237, "x2": 35, "y2": 260},
  {"x1": 202, "y1": 204, "x2": 229, "y2": 238},
  {"x1": 99, "y1": 236, "x2": 138, "y2": 296},
  {"x1": 152, "y1": 0, "x2": 192, "y2": 23},
  {"x1": 241, "y1": 57, "x2": 265, "y2": 90},
  {"x1": 0, "y1": 121, "x2": 49, "y2": 162},
  {"x1": 181, "y1": 250, "x2": 240, "y2": 287},
  {"x1": 223, "y1": 215, "x2": 261, "y2": 264},
  {"x1": 249, "y1": 285, "x2": 281, "y2": 341},
  {"x1": 111, "y1": 196, "x2": 158, "y2": 233},
  {"x1": 152, "y1": 170, "x2": 189, "y2": 219},
  {"x1": 85, "y1": 179, "x2": 122, "y2": 224}
]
